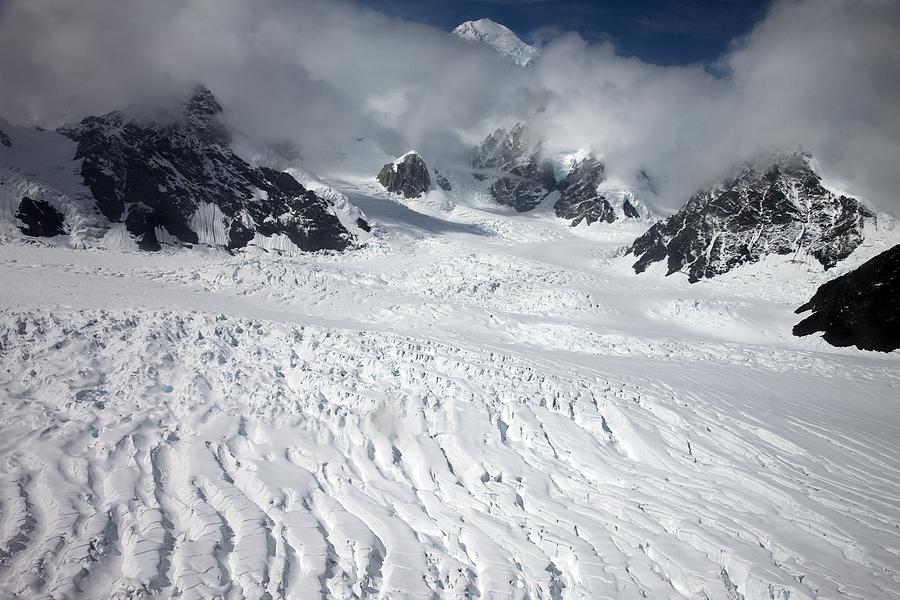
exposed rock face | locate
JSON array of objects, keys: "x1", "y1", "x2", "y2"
[
  {"x1": 794, "y1": 244, "x2": 900, "y2": 352},
  {"x1": 16, "y1": 197, "x2": 66, "y2": 237},
  {"x1": 0, "y1": 128, "x2": 10, "y2": 148},
  {"x1": 472, "y1": 123, "x2": 537, "y2": 172},
  {"x1": 629, "y1": 152, "x2": 875, "y2": 282},
  {"x1": 57, "y1": 86, "x2": 359, "y2": 252},
  {"x1": 554, "y1": 155, "x2": 613, "y2": 226},
  {"x1": 472, "y1": 125, "x2": 651, "y2": 220},
  {"x1": 433, "y1": 168, "x2": 452, "y2": 191},
  {"x1": 377, "y1": 152, "x2": 431, "y2": 199},
  {"x1": 472, "y1": 124, "x2": 556, "y2": 212},
  {"x1": 490, "y1": 157, "x2": 557, "y2": 212}
]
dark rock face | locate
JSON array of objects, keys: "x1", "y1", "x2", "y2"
[
  {"x1": 57, "y1": 86, "x2": 357, "y2": 252},
  {"x1": 794, "y1": 244, "x2": 900, "y2": 352},
  {"x1": 622, "y1": 199, "x2": 640, "y2": 219},
  {"x1": 0, "y1": 128, "x2": 10, "y2": 147},
  {"x1": 629, "y1": 152, "x2": 875, "y2": 282},
  {"x1": 490, "y1": 157, "x2": 556, "y2": 212},
  {"x1": 433, "y1": 168, "x2": 452, "y2": 191},
  {"x1": 472, "y1": 125, "x2": 648, "y2": 220},
  {"x1": 472, "y1": 123, "x2": 535, "y2": 172},
  {"x1": 377, "y1": 152, "x2": 431, "y2": 199},
  {"x1": 472, "y1": 124, "x2": 557, "y2": 212},
  {"x1": 553, "y1": 155, "x2": 615, "y2": 226},
  {"x1": 16, "y1": 197, "x2": 66, "y2": 237}
]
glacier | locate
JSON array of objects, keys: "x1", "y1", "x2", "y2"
[{"x1": 0, "y1": 165, "x2": 898, "y2": 599}]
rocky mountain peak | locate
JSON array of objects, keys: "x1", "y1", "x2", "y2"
[
  {"x1": 182, "y1": 85, "x2": 228, "y2": 143},
  {"x1": 471, "y1": 123, "x2": 539, "y2": 173},
  {"x1": 629, "y1": 150, "x2": 876, "y2": 282},
  {"x1": 48, "y1": 87, "x2": 362, "y2": 252},
  {"x1": 377, "y1": 151, "x2": 432, "y2": 199}
]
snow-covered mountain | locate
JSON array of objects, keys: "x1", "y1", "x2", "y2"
[
  {"x1": 453, "y1": 18, "x2": 539, "y2": 66},
  {"x1": 629, "y1": 151, "x2": 875, "y2": 282},
  {"x1": 0, "y1": 87, "x2": 368, "y2": 253},
  {"x1": 471, "y1": 123, "x2": 654, "y2": 223},
  {"x1": 795, "y1": 242, "x2": 900, "y2": 351}
]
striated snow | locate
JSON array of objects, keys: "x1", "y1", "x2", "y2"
[
  {"x1": 453, "y1": 19, "x2": 540, "y2": 67},
  {"x1": 0, "y1": 168, "x2": 899, "y2": 600},
  {"x1": 190, "y1": 202, "x2": 230, "y2": 247}
]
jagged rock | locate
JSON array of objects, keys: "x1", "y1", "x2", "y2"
[
  {"x1": 0, "y1": 128, "x2": 10, "y2": 148},
  {"x1": 553, "y1": 155, "x2": 613, "y2": 226},
  {"x1": 629, "y1": 151, "x2": 875, "y2": 282},
  {"x1": 472, "y1": 124, "x2": 557, "y2": 211},
  {"x1": 433, "y1": 168, "x2": 451, "y2": 191},
  {"x1": 57, "y1": 86, "x2": 358, "y2": 252},
  {"x1": 472, "y1": 123, "x2": 536, "y2": 172},
  {"x1": 794, "y1": 244, "x2": 900, "y2": 352},
  {"x1": 16, "y1": 197, "x2": 66, "y2": 237},
  {"x1": 377, "y1": 152, "x2": 431, "y2": 199},
  {"x1": 553, "y1": 156, "x2": 651, "y2": 226},
  {"x1": 490, "y1": 157, "x2": 557, "y2": 212}
]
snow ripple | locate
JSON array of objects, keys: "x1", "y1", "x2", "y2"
[{"x1": 1, "y1": 309, "x2": 898, "y2": 599}]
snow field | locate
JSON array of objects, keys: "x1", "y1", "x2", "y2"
[{"x1": 0, "y1": 179, "x2": 898, "y2": 599}]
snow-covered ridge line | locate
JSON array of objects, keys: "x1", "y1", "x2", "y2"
[
  {"x1": 453, "y1": 18, "x2": 540, "y2": 66},
  {"x1": 0, "y1": 87, "x2": 368, "y2": 253}
]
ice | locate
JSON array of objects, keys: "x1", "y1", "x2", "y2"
[{"x1": 0, "y1": 159, "x2": 898, "y2": 600}]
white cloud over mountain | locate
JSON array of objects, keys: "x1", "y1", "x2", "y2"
[{"x1": 0, "y1": 0, "x2": 897, "y2": 213}]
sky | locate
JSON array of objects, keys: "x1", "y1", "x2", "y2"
[
  {"x1": 360, "y1": 0, "x2": 772, "y2": 65},
  {"x1": 0, "y1": 0, "x2": 898, "y2": 216}
]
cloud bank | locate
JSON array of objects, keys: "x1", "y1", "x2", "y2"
[{"x1": 0, "y1": 0, "x2": 897, "y2": 214}]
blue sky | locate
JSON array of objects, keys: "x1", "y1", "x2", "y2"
[{"x1": 358, "y1": 0, "x2": 772, "y2": 65}]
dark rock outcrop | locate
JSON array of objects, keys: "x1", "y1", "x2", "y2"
[
  {"x1": 56, "y1": 86, "x2": 359, "y2": 252},
  {"x1": 629, "y1": 151, "x2": 875, "y2": 282},
  {"x1": 794, "y1": 244, "x2": 900, "y2": 352},
  {"x1": 472, "y1": 125, "x2": 649, "y2": 220},
  {"x1": 16, "y1": 197, "x2": 66, "y2": 237},
  {"x1": 0, "y1": 128, "x2": 10, "y2": 147},
  {"x1": 472, "y1": 124, "x2": 556, "y2": 211},
  {"x1": 433, "y1": 168, "x2": 452, "y2": 191},
  {"x1": 490, "y1": 157, "x2": 557, "y2": 212},
  {"x1": 377, "y1": 152, "x2": 431, "y2": 199},
  {"x1": 554, "y1": 155, "x2": 613, "y2": 226}
]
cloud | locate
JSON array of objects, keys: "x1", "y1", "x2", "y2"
[{"x1": 0, "y1": 0, "x2": 897, "y2": 215}]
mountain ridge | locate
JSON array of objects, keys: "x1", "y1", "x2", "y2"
[{"x1": 453, "y1": 18, "x2": 539, "y2": 66}]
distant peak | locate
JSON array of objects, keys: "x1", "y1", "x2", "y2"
[
  {"x1": 185, "y1": 85, "x2": 223, "y2": 118},
  {"x1": 455, "y1": 18, "x2": 515, "y2": 36},
  {"x1": 453, "y1": 19, "x2": 539, "y2": 67}
]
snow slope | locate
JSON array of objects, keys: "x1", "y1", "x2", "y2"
[
  {"x1": 0, "y1": 170, "x2": 899, "y2": 599},
  {"x1": 453, "y1": 19, "x2": 540, "y2": 67}
]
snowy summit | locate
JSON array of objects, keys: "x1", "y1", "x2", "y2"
[{"x1": 453, "y1": 18, "x2": 539, "y2": 66}]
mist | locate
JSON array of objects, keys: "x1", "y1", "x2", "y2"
[{"x1": 0, "y1": 0, "x2": 897, "y2": 214}]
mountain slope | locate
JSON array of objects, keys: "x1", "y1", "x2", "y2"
[
  {"x1": 629, "y1": 151, "x2": 875, "y2": 282},
  {"x1": 471, "y1": 123, "x2": 653, "y2": 222},
  {"x1": 1, "y1": 88, "x2": 367, "y2": 253},
  {"x1": 794, "y1": 243, "x2": 900, "y2": 351},
  {"x1": 453, "y1": 19, "x2": 539, "y2": 66}
]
